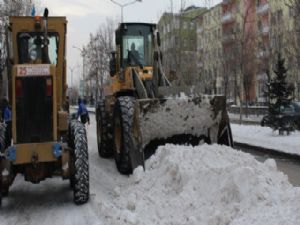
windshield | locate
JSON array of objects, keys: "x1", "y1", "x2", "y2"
[
  {"x1": 17, "y1": 32, "x2": 59, "y2": 65},
  {"x1": 122, "y1": 25, "x2": 153, "y2": 67}
]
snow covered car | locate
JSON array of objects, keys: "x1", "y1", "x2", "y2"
[{"x1": 261, "y1": 102, "x2": 300, "y2": 130}]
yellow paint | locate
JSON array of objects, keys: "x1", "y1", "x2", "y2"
[
  {"x1": 9, "y1": 16, "x2": 67, "y2": 144},
  {"x1": 13, "y1": 142, "x2": 57, "y2": 165}
]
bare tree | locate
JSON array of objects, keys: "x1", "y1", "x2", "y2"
[
  {"x1": 0, "y1": 0, "x2": 35, "y2": 98},
  {"x1": 234, "y1": 2, "x2": 258, "y2": 119},
  {"x1": 160, "y1": 2, "x2": 199, "y2": 86},
  {"x1": 85, "y1": 18, "x2": 116, "y2": 102},
  {"x1": 284, "y1": 0, "x2": 300, "y2": 99}
]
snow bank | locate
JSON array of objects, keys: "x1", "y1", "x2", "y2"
[
  {"x1": 231, "y1": 124, "x2": 300, "y2": 155},
  {"x1": 100, "y1": 144, "x2": 300, "y2": 225}
]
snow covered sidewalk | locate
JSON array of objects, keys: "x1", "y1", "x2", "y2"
[
  {"x1": 101, "y1": 144, "x2": 300, "y2": 225},
  {"x1": 231, "y1": 124, "x2": 300, "y2": 156}
]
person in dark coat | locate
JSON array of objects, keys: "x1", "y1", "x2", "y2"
[{"x1": 77, "y1": 98, "x2": 90, "y2": 125}]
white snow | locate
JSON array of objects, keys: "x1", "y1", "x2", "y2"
[
  {"x1": 101, "y1": 144, "x2": 300, "y2": 225},
  {"x1": 140, "y1": 97, "x2": 221, "y2": 147},
  {"x1": 231, "y1": 124, "x2": 300, "y2": 156},
  {"x1": 1, "y1": 115, "x2": 300, "y2": 225}
]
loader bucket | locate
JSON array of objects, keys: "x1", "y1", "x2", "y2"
[{"x1": 137, "y1": 88, "x2": 233, "y2": 150}]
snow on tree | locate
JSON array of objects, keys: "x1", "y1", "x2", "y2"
[{"x1": 265, "y1": 53, "x2": 295, "y2": 135}]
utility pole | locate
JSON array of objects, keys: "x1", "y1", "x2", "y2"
[{"x1": 73, "y1": 46, "x2": 87, "y2": 98}]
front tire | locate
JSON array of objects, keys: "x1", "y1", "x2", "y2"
[
  {"x1": 96, "y1": 100, "x2": 113, "y2": 158},
  {"x1": 113, "y1": 96, "x2": 144, "y2": 174},
  {"x1": 70, "y1": 120, "x2": 89, "y2": 205}
]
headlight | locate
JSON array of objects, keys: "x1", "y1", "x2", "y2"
[{"x1": 30, "y1": 49, "x2": 37, "y2": 61}]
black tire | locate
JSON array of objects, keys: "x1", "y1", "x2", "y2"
[
  {"x1": 0, "y1": 123, "x2": 6, "y2": 153},
  {"x1": 0, "y1": 123, "x2": 4, "y2": 206},
  {"x1": 0, "y1": 175, "x2": 2, "y2": 206},
  {"x1": 96, "y1": 100, "x2": 113, "y2": 158},
  {"x1": 70, "y1": 120, "x2": 89, "y2": 205},
  {"x1": 113, "y1": 96, "x2": 144, "y2": 174},
  {"x1": 0, "y1": 159, "x2": 2, "y2": 206}
]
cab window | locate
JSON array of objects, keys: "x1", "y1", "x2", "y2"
[{"x1": 17, "y1": 32, "x2": 59, "y2": 65}]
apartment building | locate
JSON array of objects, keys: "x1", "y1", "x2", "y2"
[
  {"x1": 158, "y1": 6, "x2": 206, "y2": 85},
  {"x1": 198, "y1": 4, "x2": 223, "y2": 95},
  {"x1": 255, "y1": 0, "x2": 299, "y2": 101},
  {"x1": 158, "y1": 1, "x2": 299, "y2": 102},
  {"x1": 221, "y1": 0, "x2": 257, "y2": 104}
]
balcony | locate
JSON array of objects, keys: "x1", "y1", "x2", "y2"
[
  {"x1": 257, "y1": 3, "x2": 269, "y2": 15},
  {"x1": 197, "y1": 44, "x2": 204, "y2": 50},
  {"x1": 197, "y1": 27, "x2": 203, "y2": 33},
  {"x1": 257, "y1": 49, "x2": 270, "y2": 59},
  {"x1": 259, "y1": 25, "x2": 269, "y2": 36},
  {"x1": 221, "y1": 12, "x2": 235, "y2": 24},
  {"x1": 222, "y1": 0, "x2": 231, "y2": 5},
  {"x1": 197, "y1": 62, "x2": 204, "y2": 68},
  {"x1": 222, "y1": 33, "x2": 235, "y2": 44}
]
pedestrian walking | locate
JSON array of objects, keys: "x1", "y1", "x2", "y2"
[{"x1": 77, "y1": 98, "x2": 90, "y2": 125}]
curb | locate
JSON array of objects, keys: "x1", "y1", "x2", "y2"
[
  {"x1": 234, "y1": 141, "x2": 300, "y2": 161},
  {"x1": 230, "y1": 119, "x2": 260, "y2": 125}
]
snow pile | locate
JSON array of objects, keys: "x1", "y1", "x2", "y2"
[
  {"x1": 231, "y1": 124, "x2": 300, "y2": 155},
  {"x1": 101, "y1": 144, "x2": 300, "y2": 225}
]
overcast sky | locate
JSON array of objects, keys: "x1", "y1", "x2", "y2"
[{"x1": 40, "y1": 0, "x2": 221, "y2": 85}]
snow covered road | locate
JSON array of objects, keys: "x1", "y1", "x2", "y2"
[
  {"x1": 1, "y1": 115, "x2": 300, "y2": 225},
  {"x1": 0, "y1": 115, "x2": 127, "y2": 225}
]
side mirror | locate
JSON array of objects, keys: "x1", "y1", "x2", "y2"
[{"x1": 110, "y1": 51, "x2": 117, "y2": 76}]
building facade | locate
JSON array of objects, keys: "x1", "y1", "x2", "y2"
[
  {"x1": 158, "y1": 6, "x2": 206, "y2": 85},
  {"x1": 199, "y1": 4, "x2": 223, "y2": 95},
  {"x1": 158, "y1": 1, "x2": 300, "y2": 103}
]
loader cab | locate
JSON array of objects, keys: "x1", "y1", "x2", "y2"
[{"x1": 116, "y1": 23, "x2": 156, "y2": 68}]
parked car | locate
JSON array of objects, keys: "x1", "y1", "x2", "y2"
[{"x1": 261, "y1": 102, "x2": 300, "y2": 130}]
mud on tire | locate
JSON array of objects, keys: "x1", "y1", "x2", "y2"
[
  {"x1": 113, "y1": 96, "x2": 144, "y2": 174},
  {"x1": 70, "y1": 120, "x2": 89, "y2": 205},
  {"x1": 96, "y1": 100, "x2": 113, "y2": 158}
]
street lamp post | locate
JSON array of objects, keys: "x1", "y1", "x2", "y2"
[
  {"x1": 68, "y1": 65, "x2": 79, "y2": 88},
  {"x1": 73, "y1": 46, "x2": 87, "y2": 98},
  {"x1": 110, "y1": 0, "x2": 142, "y2": 22}
]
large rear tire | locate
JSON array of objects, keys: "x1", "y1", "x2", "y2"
[
  {"x1": 96, "y1": 100, "x2": 113, "y2": 158},
  {"x1": 71, "y1": 120, "x2": 89, "y2": 205},
  {"x1": 0, "y1": 123, "x2": 6, "y2": 153},
  {"x1": 113, "y1": 96, "x2": 144, "y2": 174}
]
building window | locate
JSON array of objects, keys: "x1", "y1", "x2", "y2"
[
  {"x1": 289, "y1": 6, "x2": 295, "y2": 17},
  {"x1": 277, "y1": 10, "x2": 283, "y2": 23},
  {"x1": 256, "y1": 0, "x2": 261, "y2": 7},
  {"x1": 257, "y1": 20, "x2": 262, "y2": 32}
]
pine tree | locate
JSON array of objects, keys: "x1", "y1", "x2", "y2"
[{"x1": 265, "y1": 53, "x2": 294, "y2": 135}]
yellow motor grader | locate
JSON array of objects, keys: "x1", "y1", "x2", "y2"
[
  {"x1": 0, "y1": 10, "x2": 89, "y2": 205},
  {"x1": 96, "y1": 23, "x2": 233, "y2": 174}
]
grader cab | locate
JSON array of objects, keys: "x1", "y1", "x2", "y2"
[
  {"x1": 0, "y1": 11, "x2": 89, "y2": 205},
  {"x1": 96, "y1": 23, "x2": 233, "y2": 174}
]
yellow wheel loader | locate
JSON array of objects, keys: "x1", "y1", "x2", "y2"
[
  {"x1": 96, "y1": 23, "x2": 233, "y2": 174},
  {"x1": 0, "y1": 10, "x2": 89, "y2": 205}
]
